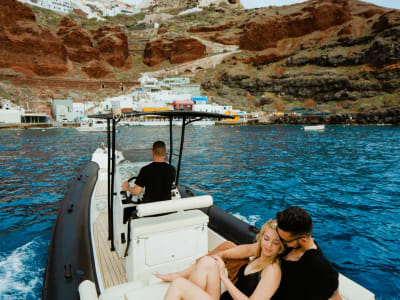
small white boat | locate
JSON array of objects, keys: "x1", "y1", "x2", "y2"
[
  {"x1": 77, "y1": 119, "x2": 108, "y2": 132},
  {"x1": 303, "y1": 124, "x2": 325, "y2": 131}
]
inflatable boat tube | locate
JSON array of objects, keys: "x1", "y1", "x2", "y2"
[
  {"x1": 42, "y1": 161, "x2": 99, "y2": 300},
  {"x1": 178, "y1": 188, "x2": 259, "y2": 245},
  {"x1": 201, "y1": 205, "x2": 259, "y2": 245}
]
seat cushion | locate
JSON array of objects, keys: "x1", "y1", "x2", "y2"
[{"x1": 124, "y1": 282, "x2": 170, "y2": 300}]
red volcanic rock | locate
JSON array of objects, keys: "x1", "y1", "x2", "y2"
[
  {"x1": 170, "y1": 37, "x2": 207, "y2": 64},
  {"x1": 210, "y1": 33, "x2": 239, "y2": 45},
  {"x1": 0, "y1": 0, "x2": 68, "y2": 76},
  {"x1": 243, "y1": 50, "x2": 284, "y2": 65},
  {"x1": 143, "y1": 37, "x2": 206, "y2": 66},
  {"x1": 338, "y1": 24, "x2": 352, "y2": 36},
  {"x1": 240, "y1": 0, "x2": 352, "y2": 51},
  {"x1": 91, "y1": 26, "x2": 129, "y2": 68},
  {"x1": 73, "y1": 9, "x2": 88, "y2": 17},
  {"x1": 357, "y1": 8, "x2": 384, "y2": 18},
  {"x1": 0, "y1": 0, "x2": 35, "y2": 26},
  {"x1": 188, "y1": 21, "x2": 236, "y2": 33},
  {"x1": 57, "y1": 17, "x2": 99, "y2": 63},
  {"x1": 143, "y1": 39, "x2": 172, "y2": 66},
  {"x1": 82, "y1": 60, "x2": 109, "y2": 78}
]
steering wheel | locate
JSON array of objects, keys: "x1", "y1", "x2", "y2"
[{"x1": 121, "y1": 176, "x2": 137, "y2": 204}]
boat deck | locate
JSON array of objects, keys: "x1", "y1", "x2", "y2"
[{"x1": 93, "y1": 212, "x2": 127, "y2": 289}]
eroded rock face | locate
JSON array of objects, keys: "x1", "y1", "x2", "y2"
[
  {"x1": 57, "y1": 17, "x2": 99, "y2": 63},
  {"x1": 0, "y1": 0, "x2": 68, "y2": 76},
  {"x1": 143, "y1": 37, "x2": 206, "y2": 66},
  {"x1": 82, "y1": 60, "x2": 109, "y2": 78},
  {"x1": 91, "y1": 26, "x2": 129, "y2": 68},
  {"x1": 240, "y1": 0, "x2": 351, "y2": 51}
]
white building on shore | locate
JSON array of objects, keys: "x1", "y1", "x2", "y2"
[{"x1": 0, "y1": 99, "x2": 23, "y2": 124}]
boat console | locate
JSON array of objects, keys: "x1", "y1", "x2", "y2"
[{"x1": 112, "y1": 159, "x2": 182, "y2": 258}]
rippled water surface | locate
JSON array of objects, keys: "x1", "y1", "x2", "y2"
[{"x1": 0, "y1": 126, "x2": 399, "y2": 300}]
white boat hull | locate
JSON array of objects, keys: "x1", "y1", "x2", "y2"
[{"x1": 304, "y1": 124, "x2": 325, "y2": 131}]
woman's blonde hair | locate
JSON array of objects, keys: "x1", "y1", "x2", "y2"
[{"x1": 252, "y1": 219, "x2": 285, "y2": 270}]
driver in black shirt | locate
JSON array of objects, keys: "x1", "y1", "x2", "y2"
[
  {"x1": 272, "y1": 206, "x2": 342, "y2": 300},
  {"x1": 121, "y1": 141, "x2": 176, "y2": 203}
]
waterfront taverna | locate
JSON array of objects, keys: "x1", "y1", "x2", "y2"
[{"x1": 0, "y1": 98, "x2": 49, "y2": 126}]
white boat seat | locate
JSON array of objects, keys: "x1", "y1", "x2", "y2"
[
  {"x1": 98, "y1": 281, "x2": 145, "y2": 300},
  {"x1": 135, "y1": 195, "x2": 213, "y2": 217},
  {"x1": 126, "y1": 210, "x2": 209, "y2": 282},
  {"x1": 124, "y1": 282, "x2": 170, "y2": 300}
]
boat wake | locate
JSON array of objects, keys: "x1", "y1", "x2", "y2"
[{"x1": 0, "y1": 239, "x2": 45, "y2": 300}]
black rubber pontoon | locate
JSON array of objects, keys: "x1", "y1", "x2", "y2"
[{"x1": 42, "y1": 162, "x2": 99, "y2": 300}]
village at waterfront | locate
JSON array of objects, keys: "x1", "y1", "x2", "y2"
[
  {"x1": 4, "y1": 74, "x2": 398, "y2": 130},
  {"x1": 0, "y1": 75, "x2": 272, "y2": 129}
]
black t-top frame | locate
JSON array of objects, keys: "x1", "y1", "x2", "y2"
[{"x1": 89, "y1": 110, "x2": 234, "y2": 251}]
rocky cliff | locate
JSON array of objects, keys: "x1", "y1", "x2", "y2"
[
  {"x1": 0, "y1": 0, "x2": 67, "y2": 76},
  {"x1": 193, "y1": 0, "x2": 400, "y2": 114},
  {"x1": 143, "y1": 37, "x2": 207, "y2": 66},
  {"x1": 0, "y1": 0, "x2": 399, "y2": 115}
]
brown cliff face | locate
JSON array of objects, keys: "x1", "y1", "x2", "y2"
[
  {"x1": 240, "y1": 0, "x2": 352, "y2": 50},
  {"x1": 0, "y1": 0, "x2": 35, "y2": 26},
  {"x1": 0, "y1": 0, "x2": 67, "y2": 76},
  {"x1": 188, "y1": 22, "x2": 237, "y2": 33},
  {"x1": 82, "y1": 60, "x2": 109, "y2": 78},
  {"x1": 143, "y1": 37, "x2": 206, "y2": 66},
  {"x1": 91, "y1": 26, "x2": 129, "y2": 68},
  {"x1": 57, "y1": 17, "x2": 99, "y2": 63}
]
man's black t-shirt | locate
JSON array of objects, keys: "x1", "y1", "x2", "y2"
[
  {"x1": 135, "y1": 162, "x2": 176, "y2": 202},
  {"x1": 271, "y1": 246, "x2": 339, "y2": 300}
]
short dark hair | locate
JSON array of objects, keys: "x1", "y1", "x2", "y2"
[
  {"x1": 152, "y1": 141, "x2": 166, "y2": 156},
  {"x1": 276, "y1": 206, "x2": 313, "y2": 236}
]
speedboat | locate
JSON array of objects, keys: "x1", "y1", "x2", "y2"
[
  {"x1": 42, "y1": 111, "x2": 375, "y2": 300},
  {"x1": 77, "y1": 119, "x2": 108, "y2": 132},
  {"x1": 303, "y1": 124, "x2": 325, "y2": 131}
]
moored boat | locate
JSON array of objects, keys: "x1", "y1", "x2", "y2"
[
  {"x1": 77, "y1": 119, "x2": 108, "y2": 132},
  {"x1": 303, "y1": 124, "x2": 325, "y2": 131},
  {"x1": 42, "y1": 111, "x2": 375, "y2": 300}
]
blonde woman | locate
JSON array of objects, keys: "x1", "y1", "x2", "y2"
[{"x1": 156, "y1": 219, "x2": 285, "y2": 300}]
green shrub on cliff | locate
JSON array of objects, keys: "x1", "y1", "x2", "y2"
[{"x1": 0, "y1": 86, "x2": 10, "y2": 99}]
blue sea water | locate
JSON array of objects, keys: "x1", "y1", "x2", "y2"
[{"x1": 0, "y1": 125, "x2": 399, "y2": 300}]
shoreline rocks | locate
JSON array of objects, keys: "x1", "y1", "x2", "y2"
[{"x1": 266, "y1": 109, "x2": 400, "y2": 125}]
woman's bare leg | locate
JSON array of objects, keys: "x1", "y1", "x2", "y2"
[
  {"x1": 164, "y1": 278, "x2": 218, "y2": 300},
  {"x1": 156, "y1": 264, "x2": 195, "y2": 282},
  {"x1": 187, "y1": 256, "x2": 221, "y2": 299},
  {"x1": 158, "y1": 241, "x2": 235, "y2": 283}
]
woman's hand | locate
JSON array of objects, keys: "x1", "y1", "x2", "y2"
[{"x1": 211, "y1": 255, "x2": 227, "y2": 279}]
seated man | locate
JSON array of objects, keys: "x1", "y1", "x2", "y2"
[
  {"x1": 122, "y1": 141, "x2": 176, "y2": 203},
  {"x1": 272, "y1": 206, "x2": 342, "y2": 300}
]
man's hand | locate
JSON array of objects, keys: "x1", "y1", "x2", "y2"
[{"x1": 121, "y1": 181, "x2": 130, "y2": 192}]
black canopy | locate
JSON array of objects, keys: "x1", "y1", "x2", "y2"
[{"x1": 95, "y1": 110, "x2": 235, "y2": 252}]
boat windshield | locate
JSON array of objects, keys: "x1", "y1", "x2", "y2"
[{"x1": 121, "y1": 148, "x2": 153, "y2": 163}]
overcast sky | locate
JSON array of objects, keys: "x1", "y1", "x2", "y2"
[{"x1": 240, "y1": 0, "x2": 400, "y2": 9}]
